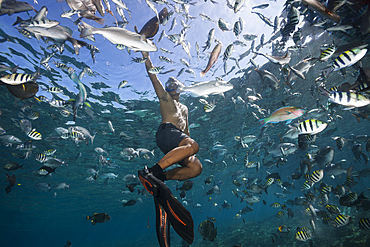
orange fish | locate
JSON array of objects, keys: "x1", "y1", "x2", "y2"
[{"x1": 200, "y1": 43, "x2": 222, "y2": 77}]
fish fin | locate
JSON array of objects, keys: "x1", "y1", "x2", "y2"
[
  {"x1": 343, "y1": 107, "x2": 355, "y2": 110},
  {"x1": 140, "y1": 34, "x2": 146, "y2": 42},
  {"x1": 319, "y1": 86, "x2": 330, "y2": 96},
  {"x1": 134, "y1": 25, "x2": 139, "y2": 34},
  {"x1": 286, "y1": 119, "x2": 292, "y2": 124}
]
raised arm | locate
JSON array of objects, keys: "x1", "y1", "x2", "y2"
[{"x1": 141, "y1": 51, "x2": 168, "y2": 100}]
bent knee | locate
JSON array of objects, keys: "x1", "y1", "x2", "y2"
[
  {"x1": 191, "y1": 141, "x2": 199, "y2": 154},
  {"x1": 188, "y1": 159, "x2": 202, "y2": 178},
  {"x1": 180, "y1": 138, "x2": 200, "y2": 154}
]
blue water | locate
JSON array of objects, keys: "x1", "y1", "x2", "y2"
[{"x1": 1, "y1": 0, "x2": 370, "y2": 246}]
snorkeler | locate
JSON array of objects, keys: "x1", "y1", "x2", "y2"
[{"x1": 138, "y1": 51, "x2": 202, "y2": 246}]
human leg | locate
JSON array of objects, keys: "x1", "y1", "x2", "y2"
[
  {"x1": 164, "y1": 155, "x2": 203, "y2": 181},
  {"x1": 157, "y1": 137, "x2": 199, "y2": 170}
]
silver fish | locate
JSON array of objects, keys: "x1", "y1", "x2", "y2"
[{"x1": 80, "y1": 22, "x2": 157, "y2": 52}]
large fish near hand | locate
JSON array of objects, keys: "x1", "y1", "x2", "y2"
[
  {"x1": 200, "y1": 43, "x2": 222, "y2": 77},
  {"x1": 23, "y1": 25, "x2": 87, "y2": 55},
  {"x1": 133, "y1": 8, "x2": 169, "y2": 39},
  {"x1": 177, "y1": 79, "x2": 233, "y2": 97},
  {"x1": 80, "y1": 22, "x2": 157, "y2": 52}
]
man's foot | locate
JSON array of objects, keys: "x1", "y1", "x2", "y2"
[{"x1": 138, "y1": 167, "x2": 159, "y2": 196}]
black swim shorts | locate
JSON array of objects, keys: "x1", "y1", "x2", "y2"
[{"x1": 156, "y1": 122, "x2": 189, "y2": 155}]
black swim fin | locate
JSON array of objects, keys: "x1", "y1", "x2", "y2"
[
  {"x1": 138, "y1": 168, "x2": 194, "y2": 245},
  {"x1": 155, "y1": 200, "x2": 170, "y2": 247}
]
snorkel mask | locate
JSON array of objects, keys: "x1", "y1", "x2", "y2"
[{"x1": 165, "y1": 77, "x2": 184, "y2": 93}]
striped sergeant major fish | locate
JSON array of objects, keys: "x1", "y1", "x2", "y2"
[
  {"x1": 319, "y1": 87, "x2": 370, "y2": 108},
  {"x1": 334, "y1": 214, "x2": 352, "y2": 227},
  {"x1": 0, "y1": 73, "x2": 39, "y2": 85},
  {"x1": 310, "y1": 169, "x2": 324, "y2": 183},
  {"x1": 27, "y1": 129, "x2": 42, "y2": 140},
  {"x1": 295, "y1": 230, "x2": 312, "y2": 241},
  {"x1": 359, "y1": 218, "x2": 370, "y2": 230},
  {"x1": 297, "y1": 119, "x2": 328, "y2": 135},
  {"x1": 324, "y1": 47, "x2": 367, "y2": 75}
]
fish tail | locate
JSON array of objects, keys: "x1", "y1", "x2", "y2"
[
  {"x1": 86, "y1": 216, "x2": 90, "y2": 220},
  {"x1": 79, "y1": 21, "x2": 95, "y2": 38},
  {"x1": 90, "y1": 135, "x2": 96, "y2": 145},
  {"x1": 259, "y1": 118, "x2": 268, "y2": 127},
  {"x1": 319, "y1": 86, "x2": 330, "y2": 97},
  {"x1": 11, "y1": 65, "x2": 19, "y2": 73},
  {"x1": 12, "y1": 16, "x2": 24, "y2": 26},
  {"x1": 68, "y1": 37, "x2": 87, "y2": 55}
]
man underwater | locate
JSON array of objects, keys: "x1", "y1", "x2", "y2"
[{"x1": 138, "y1": 51, "x2": 202, "y2": 246}]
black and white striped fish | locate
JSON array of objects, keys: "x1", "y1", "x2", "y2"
[
  {"x1": 21, "y1": 19, "x2": 59, "y2": 28},
  {"x1": 295, "y1": 230, "x2": 311, "y2": 241},
  {"x1": 160, "y1": 48, "x2": 173, "y2": 54},
  {"x1": 320, "y1": 44, "x2": 336, "y2": 61},
  {"x1": 0, "y1": 73, "x2": 38, "y2": 85},
  {"x1": 293, "y1": 28, "x2": 301, "y2": 45},
  {"x1": 36, "y1": 153, "x2": 48, "y2": 163},
  {"x1": 43, "y1": 87, "x2": 62, "y2": 94},
  {"x1": 334, "y1": 214, "x2": 351, "y2": 227},
  {"x1": 49, "y1": 100, "x2": 67, "y2": 108},
  {"x1": 148, "y1": 66, "x2": 164, "y2": 74},
  {"x1": 27, "y1": 129, "x2": 42, "y2": 140},
  {"x1": 131, "y1": 57, "x2": 147, "y2": 64},
  {"x1": 359, "y1": 218, "x2": 370, "y2": 230},
  {"x1": 320, "y1": 88, "x2": 370, "y2": 108},
  {"x1": 223, "y1": 44, "x2": 234, "y2": 62},
  {"x1": 310, "y1": 169, "x2": 324, "y2": 183},
  {"x1": 180, "y1": 59, "x2": 190, "y2": 68},
  {"x1": 333, "y1": 136, "x2": 345, "y2": 150},
  {"x1": 18, "y1": 28, "x2": 32, "y2": 39},
  {"x1": 28, "y1": 111, "x2": 40, "y2": 120},
  {"x1": 326, "y1": 204, "x2": 340, "y2": 214},
  {"x1": 331, "y1": 47, "x2": 367, "y2": 71},
  {"x1": 218, "y1": 18, "x2": 231, "y2": 31},
  {"x1": 298, "y1": 119, "x2": 328, "y2": 135},
  {"x1": 233, "y1": 19, "x2": 243, "y2": 37},
  {"x1": 61, "y1": 9, "x2": 81, "y2": 18}
]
